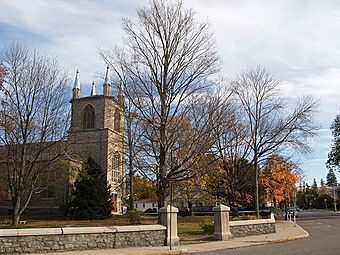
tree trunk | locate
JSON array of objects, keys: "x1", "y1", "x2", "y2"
[
  {"x1": 12, "y1": 213, "x2": 20, "y2": 227},
  {"x1": 157, "y1": 125, "x2": 167, "y2": 224},
  {"x1": 12, "y1": 196, "x2": 21, "y2": 227},
  {"x1": 188, "y1": 200, "x2": 193, "y2": 216},
  {"x1": 158, "y1": 93, "x2": 168, "y2": 223},
  {"x1": 157, "y1": 178, "x2": 166, "y2": 223},
  {"x1": 157, "y1": 151, "x2": 168, "y2": 223},
  {"x1": 128, "y1": 160, "x2": 134, "y2": 211}
]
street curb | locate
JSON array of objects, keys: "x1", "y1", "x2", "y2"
[
  {"x1": 143, "y1": 249, "x2": 188, "y2": 255},
  {"x1": 288, "y1": 223, "x2": 310, "y2": 240},
  {"x1": 148, "y1": 223, "x2": 310, "y2": 255},
  {"x1": 255, "y1": 223, "x2": 310, "y2": 244}
]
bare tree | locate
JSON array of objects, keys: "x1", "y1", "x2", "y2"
[
  {"x1": 210, "y1": 96, "x2": 256, "y2": 210},
  {"x1": 0, "y1": 43, "x2": 69, "y2": 226},
  {"x1": 0, "y1": 61, "x2": 5, "y2": 86},
  {"x1": 102, "y1": 0, "x2": 221, "y2": 215},
  {"x1": 231, "y1": 67, "x2": 318, "y2": 217},
  {"x1": 134, "y1": 92, "x2": 221, "y2": 215}
]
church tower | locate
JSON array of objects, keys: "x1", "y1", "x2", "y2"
[{"x1": 68, "y1": 68, "x2": 125, "y2": 214}]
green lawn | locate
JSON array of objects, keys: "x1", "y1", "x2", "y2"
[
  {"x1": 177, "y1": 216, "x2": 213, "y2": 242},
  {"x1": 0, "y1": 214, "x2": 214, "y2": 242},
  {"x1": 0, "y1": 215, "x2": 157, "y2": 228}
]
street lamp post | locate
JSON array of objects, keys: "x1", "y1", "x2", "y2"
[
  {"x1": 333, "y1": 187, "x2": 337, "y2": 212},
  {"x1": 169, "y1": 148, "x2": 174, "y2": 250},
  {"x1": 169, "y1": 180, "x2": 173, "y2": 250}
]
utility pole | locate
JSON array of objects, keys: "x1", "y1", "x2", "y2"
[{"x1": 293, "y1": 190, "x2": 297, "y2": 224}]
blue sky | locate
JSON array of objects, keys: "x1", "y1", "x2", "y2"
[{"x1": 1, "y1": 0, "x2": 339, "y2": 185}]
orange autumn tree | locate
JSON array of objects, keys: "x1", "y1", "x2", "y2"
[
  {"x1": 202, "y1": 158, "x2": 255, "y2": 210},
  {"x1": 173, "y1": 173, "x2": 207, "y2": 214},
  {"x1": 163, "y1": 114, "x2": 216, "y2": 214},
  {"x1": 172, "y1": 153, "x2": 217, "y2": 215},
  {"x1": 133, "y1": 176, "x2": 157, "y2": 201},
  {"x1": 260, "y1": 159, "x2": 300, "y2": 206}
]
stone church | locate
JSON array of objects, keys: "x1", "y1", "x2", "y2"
[{"x1": 0, "y1": 67, "x2": 126, "y2": 215}]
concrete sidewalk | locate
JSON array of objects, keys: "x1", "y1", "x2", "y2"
[{"x1": 26, "y1": 221, "x2": 309, "y2": 255}]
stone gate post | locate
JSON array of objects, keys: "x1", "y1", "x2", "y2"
[
  {"x1": 159, "y1": 205, "x2": 179, "y2": 246},
  {"x1": 213, "y1": 204, "x2": 232, "y2": 241}
]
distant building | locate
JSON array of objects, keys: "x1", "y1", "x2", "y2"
[
  {"x1": 134, "y1": 199, "x2": 158, "y2": 212},
  {"x1": 0, "y1": 67, "x2": 126, "y2": 215}
]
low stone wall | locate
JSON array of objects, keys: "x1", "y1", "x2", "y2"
[
  {"x1": 229, "y1": 216, "x2": 276, "y2": 237},
  {"x1": 0, "y1": 225, "x2": 166, "y2": 254}
]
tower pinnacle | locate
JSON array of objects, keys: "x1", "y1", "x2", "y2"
[
  {"x1": 118, "y1": 80, "x2": 125, "y2": 106},
  {"x1": 91, "y1": 81, "x2": 96, "y2": 96},
  {"x1": 72, "y1": 70, "x2": 80, "y2": 99},
  {"x1": 104, "y1": 66, "x2": 111, "y2": 85},
  {"x1": 103, "y1": 66, "x2": 112, "y2": 96},
  {"x1": 73, "y1": 70, "x2": 80, "y2": 89}
]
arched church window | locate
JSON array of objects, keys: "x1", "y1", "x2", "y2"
[
  {"x1": 83, "y1": 104, "x2": 95, "y2": 129},
  {"x1": 114, "y1": 109, "x2": 121, "y2": 132},
  {"x1": 111, "y1": 152, "x2": 120, "y2": 182}
]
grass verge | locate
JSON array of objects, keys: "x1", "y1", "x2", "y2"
[{"x1": 1, "y1": 215, "x2": 214, "y2": 242}]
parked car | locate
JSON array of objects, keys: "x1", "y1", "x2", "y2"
[
  {"x1": 286, "y1": 207, "x2": 299, "y2": 218},
  {"x1": 144, "y1": 208, "x2": 157, "y2": 213}
]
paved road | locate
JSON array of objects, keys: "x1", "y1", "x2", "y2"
[{"x1": 196, "y1": 210, "x2": 340, "y2": 255}]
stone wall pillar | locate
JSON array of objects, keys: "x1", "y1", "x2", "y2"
[
  {"x1": 213, "y1": 204, "x2": 232, "y2": 241},
  {"x1": 159, "y1": 205, "x2": 179, "y2": 246}
]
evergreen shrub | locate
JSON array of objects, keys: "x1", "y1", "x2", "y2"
[{"x1": 69, "y1": 157, "x2": 113, "y2": 220}]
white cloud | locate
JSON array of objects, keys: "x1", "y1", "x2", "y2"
[
  {"x1": 305, "y1": 158, "x2": 327, "y2": 163},
  {"x1": 318, "y1": 129, "x2": 331, "y2": 133},
  {"x1": 0, "y1": 0, "x2": 144, "y2": 91},
  {"x1": 281, "y1": 68, "x2": 340, "y2": 97}
]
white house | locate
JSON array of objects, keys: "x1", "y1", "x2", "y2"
[{"x1": 134, "y1": 199, "x2": 158, "y2": 212}]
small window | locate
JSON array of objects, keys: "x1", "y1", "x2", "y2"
[
  {"x1": 152, "y1": 203, "x2": 155, "y2": 207},
  {"x1": 143, "y1": 203, "x2": 145, "y2": 208},
  {"x1": 111, "y1": 152, "x2": 120, "y2": 182},
  {"x1": 111, "y1": 155, "x2": 114, "y2": 181},
  {"x1": 116, "y1": 153, "x2": 119, "y2": 181},
  {"x1": 135, "y1": 204, "x2": 138, "y2": 208},
  {"x1": 83, "y1": 104, "x2": 95, "y2": 129}
]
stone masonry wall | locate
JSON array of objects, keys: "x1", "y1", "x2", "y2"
[
  {"x1": 229, "y1": 218, "x2": 276, "y2": 237},
  {"x1": 115, "y1": 230, "x2": 165, "y2": 248},
  {"x1": 0, "y1": 225, "x2": 166, "y2": 254}
]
